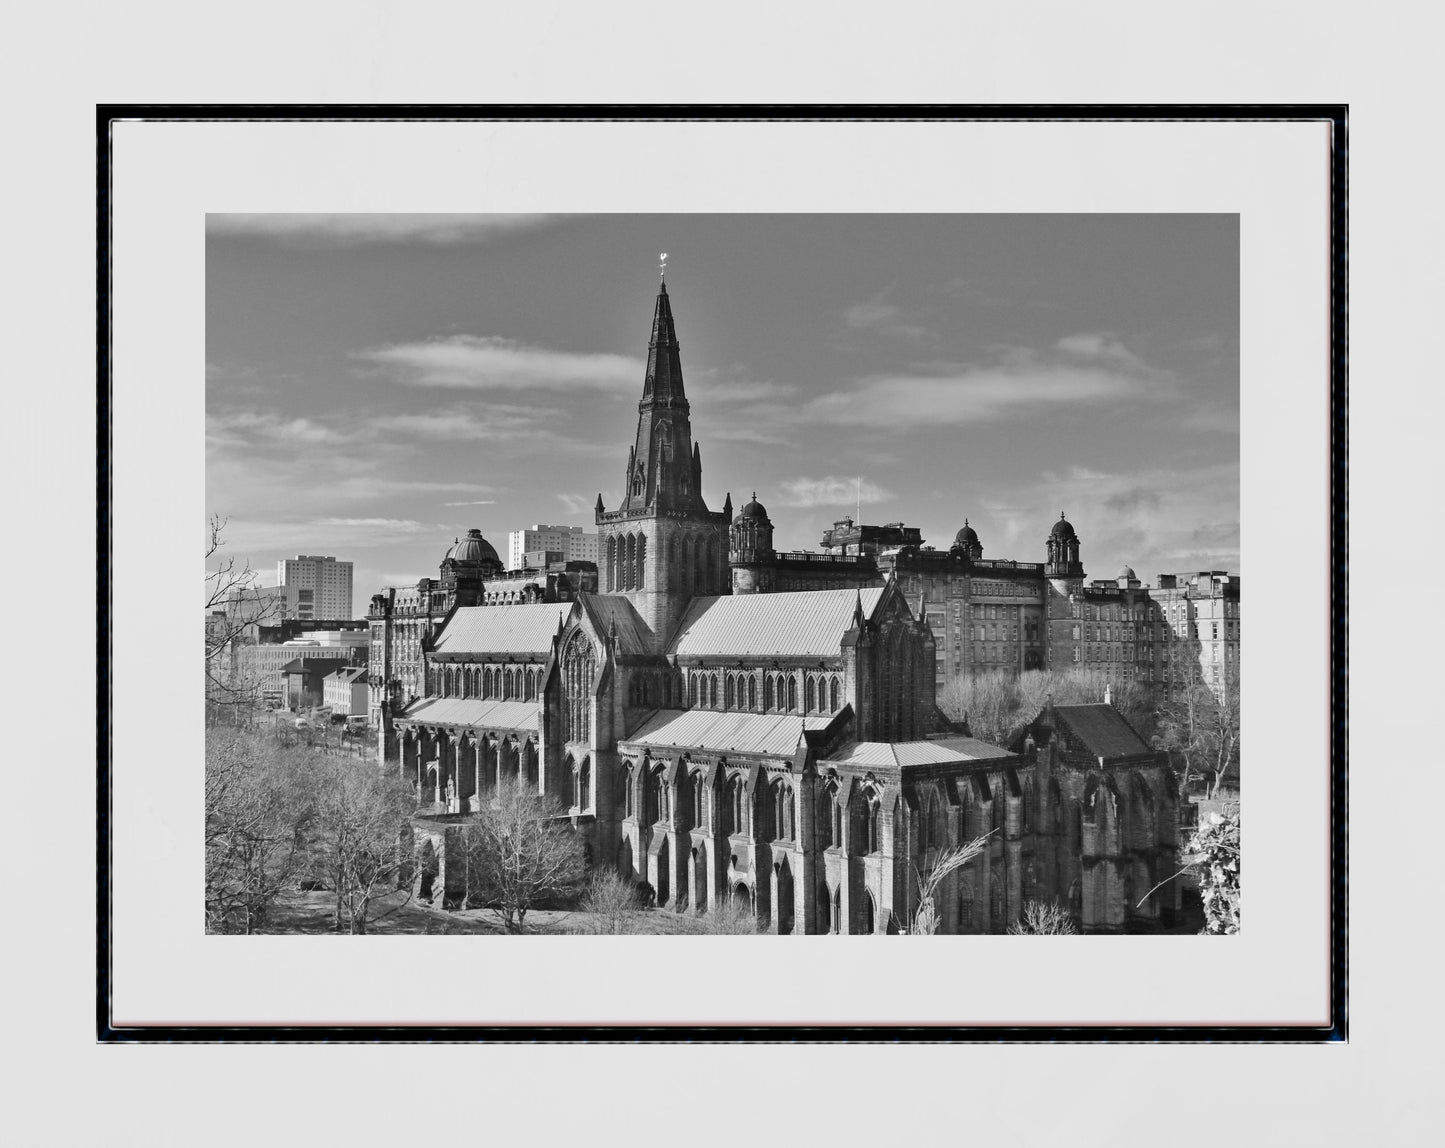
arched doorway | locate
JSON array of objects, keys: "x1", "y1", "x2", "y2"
[
  {"x1": 775, "y1": 859, "x2": 794, "y2": 935},
  {"x1": 418, "y1": 840, "x2": 437, "y2": 903},
  {"x1": 654, "y1": 835, "x2": 670, "y2": 908},
  {"x1": 863, "y1": 890, "x2": 877, "y2": 935},
  {"x1": 692, "y1": 847, "x2": 708, "y2": 913}
]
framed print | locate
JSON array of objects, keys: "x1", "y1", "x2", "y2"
[{"x1": 99, "y1": 107, "x2": 1345, "y2": 1040}]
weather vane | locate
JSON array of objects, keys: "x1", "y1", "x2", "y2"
[{"x1": 660, "y1": 251, "x2": 668, "y2": 280}]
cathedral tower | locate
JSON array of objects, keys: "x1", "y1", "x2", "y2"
[{"x1": 595, "y1": 279, "x2": 731, "y2": 646}]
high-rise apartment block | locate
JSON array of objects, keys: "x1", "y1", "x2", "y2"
[
  {"x1": 276, "y1": 555, "x2": 354, "y2": 620},
  {"x1": 506, "y1": 525, "x2": 598, "y2": 571}
]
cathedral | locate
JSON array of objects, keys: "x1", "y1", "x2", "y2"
[{"x1": 368, "y1": 280, "x2": 1182, "y2": 934}]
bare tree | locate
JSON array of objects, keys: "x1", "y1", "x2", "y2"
[
  {"x1": 1153, "y1": 660, "x2": 1240, "y2": 800},
  {"x1": 205, "y1": 515, "x2": 283, "y2": 723},
  {"x1": 577, "y1": 870, "x2": 647, "y2": 934},
  {"x1": 464, "y1": 779, "x2": 587, "y2": 933},
  {"x1": 1007, "y1": 899, "x2": 1078, "y2": 935},
  {"x1": 308, "y1": 757, "x2": 416, "y2": 934},
  {"x1": 205, "y1": 729, "x2": 315, "y2": 934},
  {"x1": 692, "y1": 895, "x2": 765, "y2": 934},
  {"x1": 939, "y1": 667, "x2": 1156, "y2": 749}
]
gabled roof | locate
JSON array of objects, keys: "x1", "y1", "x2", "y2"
[
  {"x1": 667, "y1": 587, "x2": 886, "y2": 659},
  {"x1": 1049, "y1": 704, "x2": 1152, "y2": 758},
  {"x1": 823, "y1": 737, "x2": 1016, "y2": 770},
  {"x1": 621, "y1": 708, "x2": 834, "y2": 758},
  {"x1": 325, "y1": 665, "x2": 368, "y2": 685},
  {"x1": 396, "y1": 697, "x2": 539, "y2": 733},
  {"x1": 576, "y1": 594, "x2": 653, "y2": 657},
  {"x1": 431, "y1": 602, "x2": 573, "y2": 658}
]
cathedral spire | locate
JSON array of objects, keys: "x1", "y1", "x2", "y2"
[{"x1": 642, "y1": 280, "x2": 687, "y2": 404}]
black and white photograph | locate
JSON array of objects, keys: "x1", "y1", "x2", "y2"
[{"x1": 204, "y1": 213, "x2": 1242, "y2": 941}]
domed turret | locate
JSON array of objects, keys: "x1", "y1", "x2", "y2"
[
  {"x1": 447, "y1": 527, "x2": 501, "y2": 569},
  {"x1": 738, "y1": 494, "x2": 769, "y2": 522},
  {"x1": 950, "y1": 518, "x2": 983, "y2": 561},
  {"x1": 1116, "y1": 564, "x2": 1137, "y2": 582},
  {"x1": 439, "y1": 528, "x2": 501, "y2": 608},
  {"x1": 729, "y1": 492, "x2": 775, "y2": 593},
  {"x1": 1045, "y1": 511, "x2": 1084, "y2": 579}
]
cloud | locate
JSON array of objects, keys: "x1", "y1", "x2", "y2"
[
  {"x1": 312, "y1": 517, "x2": 438, "y2": 533},
  {"x1": 776, "y1": 475, "x2": 894, "y2": 509},
  {"x1": 796, "y1": 363, "x2": 1149, "y2": 429},
  {"x1": 356, "y1": 336, "x2": 643, "y2": 392},
  {"x1": 383, "y1": 402, "x2": 562, "y2": 440},
  {"x1": 843, "y1": 290, "x2": 930, "y2": 339},
  {"x1": 845, "y1": 298, "x2": 903, "y2": 329},
  {"x1": 443, "y1": 499, "x2": 498, "y2": 507},
  {"x1": 556, "y1": 492, "x2": 598, "y2": 516},
  {"x1": 1056, "y1": 332, "x2": 1148, "y2": 372},
  {"x1": 207, "y1": 410, "x2": 360, "y2": 447},
  {"x1": 206, "y1": 213, "x2": 560, "y2": 246},
  {"x1": 976, "y1": 462, "x2": 1239, "y2": 578}
]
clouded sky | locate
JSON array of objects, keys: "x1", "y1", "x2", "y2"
[{"x1": 206, "y1": 213, "x2": 1238, "y2": 607}]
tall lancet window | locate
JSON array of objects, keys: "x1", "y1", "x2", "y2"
[
  {"x1": 561, "y1": 632, "x2": 596, "y2": 745},
  {"x1": 606, "y1": 537, "x2": 617, "y2": 592},
  {"x1": 624, "y1": 534, "x2": 636, "y2": 591},
  {"x1": 635, "y1": 532, "x2": 646, "y2": 590}
]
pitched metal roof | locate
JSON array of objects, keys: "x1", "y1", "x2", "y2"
[
  {"x1": 431, "y1": 602, "x2": 572, "y2": 658},
  {"x1": 1051, "y1": 704, "x2": 1152, "y2": 758},
  {"x1": 823, "y1": 738, "x2": 1015, "y2": 770},
  {"x1": 667, "y1": 587, "x2": 885, "y2": 659},
  {"x1": 396, "y1": 697, "x2": 539, "y2": 733},
  {"x1": 577, "y1": 594, "x2": 653, "y2": 656},
  {"x1": 621, "y1": 708, "x2": 833, "y2": 758}
]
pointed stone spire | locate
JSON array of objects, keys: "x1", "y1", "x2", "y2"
[
  {"x1": 723, "y1": 491, "x2": 733, "y2": 518},
  {"x1": 642, "y1": 281, "x2": 686, "y2": 403},
  {"x1": 595, "y1": 492, "x2": 604, "y2": 516}
]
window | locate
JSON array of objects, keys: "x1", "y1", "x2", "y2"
[
  {"x1": 748, "y1": 676, "x2": 757, "y2": 711},
  {"x1": 829, "y1": 676, "x2": 840, "y2": 713},
  {"x1": 688, "y1": 674, "x2": 697, "y2": 707},
  {"x1": 787, "y1": 675, "x2": 798, "y2": 712},
  {"x1": 805, "y1": 676, "x2": 816, "y2": 713},
  {"x1": 725, "y1": 675, "x2": 735, "y2": 710},
  {"x1": 764, "y1": 675, "x2": 774, "y2": 710}
]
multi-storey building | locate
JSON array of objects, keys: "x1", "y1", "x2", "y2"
[
  {"x1": 1150, "y1": 570, "x2": 1241, "y2": 696},
  {"x1": 506, "y1": 525, "x2": 599, "y2": 571},
  {"x1": 276, "y1": 555, "x2": 354, "y2": 620},
  {"x1": 370, "y1": 279, "x2": 1184, "y2": 933}
]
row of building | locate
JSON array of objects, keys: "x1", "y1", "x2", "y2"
[{"x1": 355, "y1": 279, "x2": 1238, "y2": 933}]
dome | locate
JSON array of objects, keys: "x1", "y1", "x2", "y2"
[
  {"x1": 954, "y1": 519, "x2": 979, "y2": 545},
  {"x1": 1050, "y1": 513, "x2": 1076, "y2": 539},
  {"x1": 446, "y1": 528, "x2": 500, "y2": 566},
  {"x1": 737, "y1": 492, "x2": 769, "y2": 522},
  {"x1": 1116, "y1": 564, "x2": 1137, "y2": 581}
]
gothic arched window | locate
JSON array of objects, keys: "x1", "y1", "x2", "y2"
[
  {"x1": 624, "y1": 534, "x2": 637, "y2": 591},
  {"x1": 829, "y1": 676, "x2": 840, "y2": 713},
  {"x1": 787, "y1": 675, "x2": 798, "y2": 712},
  {"x1": 688, "y1": 674, "x2": 697, "y2": 707},
  {"x1": 635, "y1": 532, "x2": 646, "y2": 590},
  {"x1": 805, "y1": 676, "x2": 816, "y2": 713},
  {"x1": 748, "y1": 676, "x2": 757, "y2": 711},
  {"x1": 709, "y1": 673, "x2": 718, "y2": 709},
  {"x1": 561, "y1": 632, "x2": 596, "y2": 745},
  {"x1": 725, "y1": 675, "x2": 735, "y2": 710},
  {"x1": 606, "y1": 536, "x2": 617, "y2": 591},
  {"x1": 816, "y1": 787, "x2": 834, "y2": 849},
  {"x1": 764, "y1": 675, "x2": 775, "y2": 710}
]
